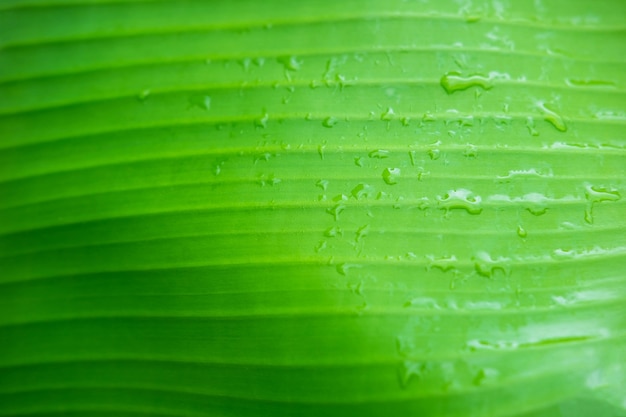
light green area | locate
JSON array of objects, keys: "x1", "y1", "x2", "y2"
[{"x1": 0, "y1": 1, "x2": 625, "y2": 416}]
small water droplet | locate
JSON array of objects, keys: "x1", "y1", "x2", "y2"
[
  {"x1": 259, "y1": 174, "x2": 281, "y2": 187},
  {"x1": 516, "y1": 225, "x2": 527, "y2": 238},
  {"x1": 473, "y1": 251, "x2": 510, "y2": 278},
  {"x1": 354, "y1": 157, "x2": 363, "y2": 167},
  {"x1": 422, "y1": 112, "x2": 435, "y2": 122},
  {"x1": 326, "y1": 204, "x2": 345, "y2": 221},
  {"x1": 188, "y1": 94, "x2": 211, "y2": 110},
  {"x1": 315, "y1": 240, "x2": 327, "y2": 252},
  {"x1": 398, "y1": 360, "x2": 426, "y2": 388},
  {"x1": 255, "y1": 113, "x2": 269, "y2": 128},
  {"x1": 336, "y1": 263, "x2": 360, "y2": 276},
  {"x1": 382, "y1": 167, "x2": 401, "y2": 185},
  {"x1": 322, "y1": 117, "x2": 337, "y2": 128},
  {"x1": 523, "y1": 192, "x2": 549, "y2": 216},
  {"x1": 316, "y1": 179, "x2": 329, "y2": 191},
  {"x1": 324, "y1": 226, "x2": 342, "y2": 237},
  {"x1": 473, "y1": 368, "x2": 500, "y2": 386},
  {"x1": 426, "y1": 255, "x2": 458, "y2": 272},
  {"x1": 463, "y1": 144, "x2": 478, "y2": 158},
  {"x1": 355, "y1": 224, "x2": 370, "y2": 242},
  {"x1": 381, "y1": 107, "x2": 396, "y2": 121},
  {"x1": 318, "y1": 144, "x2": 326, "y2": 160},
  {"x1": 538, "y1": 101, "x2": 567, "y2": 132},
  {"x1": 437, "y1": 189, "x2": 482, "y2": 214},
  {"x1": 332, "y1": 194, "x2": 349, "y2": 202},
  {"x1": 369, "y1": 149, "x2": 390, "y2": 159},
  {"x1": 525, "y1": 116, "x2": 539, "y2": 136},
  {"x1": 277, "y1": 55, "x2": 301, "y2": 71},
  {"x1": 440, "y1": 71, "x2": 494, "y2": 94},
  {"x1": 137, "y1": 89, "x2": 151, "y2": 102},
  {"x1": 351, "y1": 183, "x2": 375, "y2": 200}
]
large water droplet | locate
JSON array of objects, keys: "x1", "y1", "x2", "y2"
[{"x1": 440, "y1": 71, "x2": 494, "y2": 94}]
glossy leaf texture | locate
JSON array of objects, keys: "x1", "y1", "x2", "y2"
[{"x1": 1, "y1": 1, "x2": 625, "y2": 416}]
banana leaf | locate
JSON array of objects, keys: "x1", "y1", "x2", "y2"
[{"x1": 1, "y1": 1, "x2": 625, "y2": 416}]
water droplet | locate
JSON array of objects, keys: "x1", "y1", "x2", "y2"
[
  {"x1": 322, "y1": 117, "x2": 337, "y2": 128},
  {"x1": 316, "y1": 179, "x2": 329, "y2": 191},
  {"x1": 137, "y1": 89, "x2": 151, "y2": 101},
  {"x1": 317, "y1": 144, "x2": 326, "y2": 160},
  {"x1": 437, "y1": 189, "x2": 482, "y2": 214},
  {"x1": 440, "y1": 71, "x2": 494, "y2": 94},
  {"x1": 584, "y1": 184, "x2": 621, "y2": 224},
  {"x1": 259, "y1": 174, "x2": 281, "y2": 187},
  {"x1": 473, "y1": 251, "x2": 510, "y2": 278},
  {"x1": 188, "y1": 94, "x2": 211, "y2": 110},
  {"x1": 404, "y1": 297, "x2": 441, "y2": 309},
  {"x1": 382, "y1": 168, "x2": 401, "y2": 185},
  {"x1": 336, "y1": 263, "x2": 360, "y2": 276},
  {"x1": 277, "y1": 55, "x2": 301, "y2": 71},
  {"x1": 523, "y1": 116, "x2": 539, "y2": 136},
  {"x1": 326, "y1": 204, "x2": 345, "y2": 221},
  {"x1": 381, "y1": 107, "x2": 396, "y2": 121},
  {"x1": 463, "y1": 144, "x2": 478, "y2": 158},
  {"x1": 399, "y1": 360, "x2": 426, "y2": 388},
  {"x1": 351, "y1": 183, "x2": 375, "y2": 200},
  {"x1": 355, "y1": 224, "x2": 370, "y2": 242},
  {"x1": 422, "y1": 112, "x2": 435, "y2": 122},
  {"x1": 523, "y1": 192, "x2": 549, "y2": 216},
  {"x1": 426, "y1": 255, "x2": 458, "y2": 272},
  {"x1": 473, "y1": 368, "x2": 500, "y2": 386},
  {"x1": 566, "y1": 79, "x2": 616, "y2": 88},
  {"x1": 429, "y1": 148, "x2": 441, "y2": 160},
  {"x1": 354, "y1": 157, "x2": 363, "y2": 167},
  {"x1": 332, "y1": 194, "x2": 349, "y2": 202},
  {"x1": 315, "y1": 240, "x2": 327, "y2": 252},
  {"x1": 538, "y1": 101, "x2": 567, "y2": 132},
  {"x1": 516, "y1": 225, "x2": 527, "y2": 238},
  {"x1": 324, "y1": 226, "x2": 342, "y2": 237},
  {"x1": 255, "y1": 113, "x2": 269, "y2": 128},
  {"x1": 369, "y1": 149, "x2": 390, "y2": 159}
]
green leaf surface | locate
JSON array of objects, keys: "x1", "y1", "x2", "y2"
[{"x1": 1, "y1": 1, "x2": 625, "y2": 416}]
